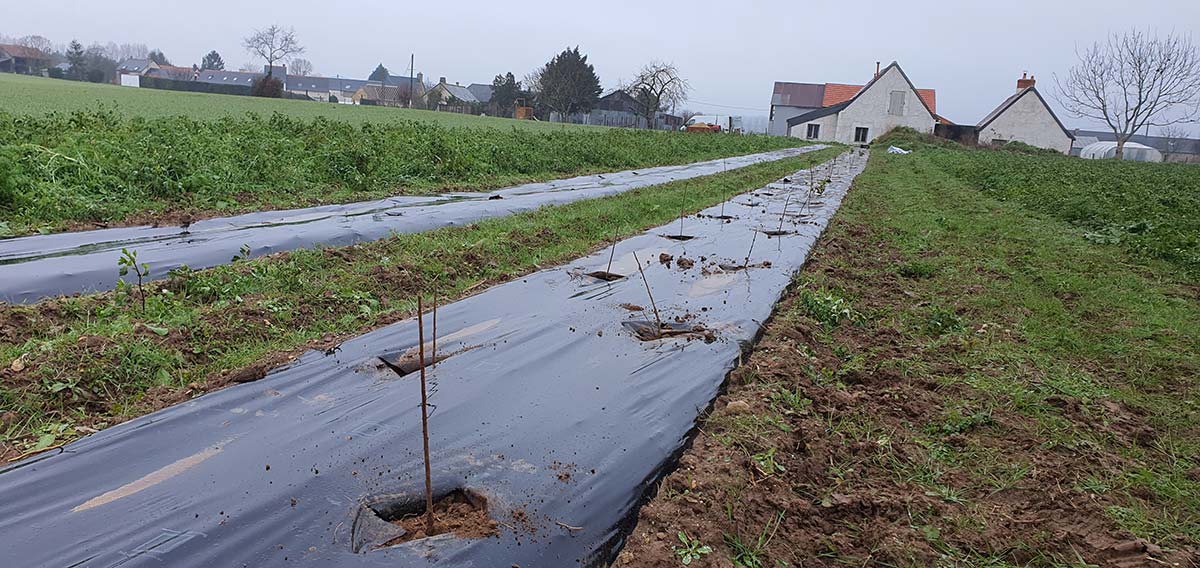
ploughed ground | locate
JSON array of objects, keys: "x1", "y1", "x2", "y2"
[{"x1": 616, "y1": 151, "x2": 1199, "y2": 567}]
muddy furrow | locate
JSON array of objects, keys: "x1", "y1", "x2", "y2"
[
  {"x1": 0, "y1": 151, "x2": 867, "y2": 567},
  {"x1": 0, "y1": 147, "x2": 824, "y2": 304}
]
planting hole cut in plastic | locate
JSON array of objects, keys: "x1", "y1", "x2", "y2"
[
  {"x1": 353, "y1": 489, "x2": 498, "y2": 551},
  {"x1": 585, "y1": 271, "x2": 625, "y2": 282},
  {"x1": 661, "y1": 234, "x2": 695, "y2": 241},
  {"x1": 622, "y1": 320, "x2": 716, "y2": 343}
]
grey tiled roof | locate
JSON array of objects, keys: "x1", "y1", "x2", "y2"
[
  {"x1": 117, "y1": 58, "x2": 152, "y2": 73},
  {"x1": 440, "y1": 83, "x2": 479, "y2": 103},
  {"x1": 771, "y1": 82, "x2": 825, "y2": 108},
  {"x1": 467, "y1": 83, "x2": 493, "y2": 103}
]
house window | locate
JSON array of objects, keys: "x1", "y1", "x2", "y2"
[
  {"x1": 889, "y1": 90, "x2": 906, "y2": 116},
  {"x1": 806, "y1": 124, "x2": 821, "y2": 139},
  {"x1": 854, "y1": 127, "x2": 870, "y2": 143}
]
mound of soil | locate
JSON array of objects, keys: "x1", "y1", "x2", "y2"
[{"x1": 381, "y1": 490, "x2": 498, "y2": 546}]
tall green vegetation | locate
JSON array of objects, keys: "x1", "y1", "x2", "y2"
[
  {"x1": 0, "y1": 109, "x2": 805, "y2": 235},
  {"x1": 875, "y1": 128, "x2": 1200, "y2": 277}
]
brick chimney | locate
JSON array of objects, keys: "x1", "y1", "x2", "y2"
[
  {"x1": 439, "y1": 76, "x2": 446, "y2": 84},
  {"x1": 875, "y1": 61, "x2": 881, "y2": 79},
  {"x1": 1017, "y1": 72, "x2": 1036, "y2": 92}
]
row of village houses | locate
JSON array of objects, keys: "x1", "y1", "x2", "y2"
[
  {"x1": 769, "y1": 61, "x2": 1199, "y2": 162},
  {"x1": 116, "y1": 57, "x2": 684, "y2": 128},
  {"x1": 114, "y1": 58, "x2": 491, "y2": 110}
]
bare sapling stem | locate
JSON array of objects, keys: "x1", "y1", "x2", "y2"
[
  {"x1": 606, "y1": 225, "x2": 618, "y2": 274},
  {"x1": 743, "y1": 229, "x2": 758, "y2": 268},
  {"x1": 631, "y1": 251, "x2": 663, "y2": 332},
  {"x1": 719, "y1": 198, "x2": 726, "y2": 218},
  {"x1": 417, "y1": 296, "x2": 435, "y2": 536},
  {"x1": 777, "y1": 193, "x2": 792, "y2": 232},
  {"x1": 431, "y1": 296, "x2": 437, "y2": 369},
  {"x1": 678, "y1": 207, "x2": 685, "y2": 237}
]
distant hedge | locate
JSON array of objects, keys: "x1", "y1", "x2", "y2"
[{"x1": 138, "y1": 75, "x2": 252, "y2": 96}]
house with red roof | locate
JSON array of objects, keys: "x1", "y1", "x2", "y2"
[
  {"x1": 0, "y1": 44, "x2": 52, "y2": 75},
  {"x1": 768, "y1": 62, "x2": 937, "y2": 143}
]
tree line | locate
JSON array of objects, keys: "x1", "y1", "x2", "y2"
[{"x1": 4, "y1": 28, "x2": 694, "y2": 127}]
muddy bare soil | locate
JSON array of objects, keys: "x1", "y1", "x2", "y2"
[
  {"x1": 616, "y1": 220, "x2": 1197, "y2": 567},
  {"x1": 380, "y1": 490, "x2": 499, "y2": 546}
]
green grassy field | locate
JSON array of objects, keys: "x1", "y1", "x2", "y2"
[
  {"x1": 0, "y1": 73, "x2": 575, "y2": 130},
  {"x1": 0, "y1": 148, "x2": 840, "y2": 459},
  {"x1": 0, "y1": 74, "x2": 807, "y2": 236},
  {"x1": 878, "y1": 128, "x2": 1200, "y2": 277},
  {"x1": 621, "y1": 138, "x2": 1199, "y2": 566}
]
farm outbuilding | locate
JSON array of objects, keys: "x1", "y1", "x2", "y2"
[
  {"x1": 1079, "y1": 141, "x2": 1163, "y2": 162},
  {"x1": 976, "y1": 74, "x2": 1074, "y2": 154}
]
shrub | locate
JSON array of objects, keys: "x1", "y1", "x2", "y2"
[{"x1": 251, "y1": 77, "x2": 284, "y2": 98}]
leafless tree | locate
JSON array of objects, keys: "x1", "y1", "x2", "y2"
[
  {"x1": 1056, "y1": 29, "x2": 1200, "y2": 159},
  {"x1": 289, "y1": 57, "x2": 313, "y2": 77},
  {"x1": 242, "y1": 25, "x2": 304, "y2": 78},
  {"x1": 679, "y1": 108, "x2": 702, "y2": 125},
  {"x1": 1158, "y1": 125, "x2": 1189, "y2": 162},
  {"x1": 622, "y1": 61, "x2": 690, "y2": 129},
  {"x1": 16, "y1": 35, "x2": 53, "y2": 54},
  {"x1": 238, "y1": 61, "x2": 259, "y2": 72}
]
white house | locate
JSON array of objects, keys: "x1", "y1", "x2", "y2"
[
  {"x1": 976, "y1": 74, "x2": 1074, "y2": 154},
  {"x1": 786, "y1": 62, "x2": 936, "y2": 144}
]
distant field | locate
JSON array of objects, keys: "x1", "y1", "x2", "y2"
[
  {"x1": 0, "y1": 74, "x2": 808, "y2": 236},
  {"x1": 0, "y1": 73, "x2": 584, "y2": 131}
]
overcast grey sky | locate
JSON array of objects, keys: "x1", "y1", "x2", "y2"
[{"x1": 5, "y1": 0, "x2": 1199, "y2": 133}]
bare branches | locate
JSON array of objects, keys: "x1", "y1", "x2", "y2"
[
  {"x1": 288, "y1": 57, "x2": 313, "y2": 77},
  {"x1": 242, "y1": 25, "x2": 304, "y2": 75},
  {"x1": 622, "y1": 61, "x2": 690, "y2": 129},
  {"x1": 1056, "y1": 29, "x2": 1200, "y2": 156}
]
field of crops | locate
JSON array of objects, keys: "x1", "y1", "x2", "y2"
[
  {"x1": 0, "y1": 73, "x2": 573, "y2": 130},
  {"x1": 0, "y1": 75, "x2": 807, "y2": 236},
  {"x1": 878, "y1": 129, "x2": 1200, "y2": 277}
]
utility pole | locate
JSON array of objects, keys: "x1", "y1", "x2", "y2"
[{"x1": 409, "y1": 53, "x2": 415, "y2": 108}]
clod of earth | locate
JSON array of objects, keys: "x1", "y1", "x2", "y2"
[
  {"x1": 622, "y1": 320, "x2": 716, "y2": 343},
  {"x1": 585, "y1": 271, "x2": 625, "y2": 282}
]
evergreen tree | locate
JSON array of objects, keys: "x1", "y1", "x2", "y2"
[
  {"x1": 536, "y1": 47, "x2": 602, "y2": 119},
  {"x1": 490, "y1": 72, "x2": 520, "y2": 115},
  {"x1": 368, "y1": 64, "x2": 389, "y2": 82},
  {"x1": 200, "y1": 50, "x2": 225, "y2": 70},
  {"x1": 66, "y1": 40, "x2": 87, "y2": 81},
  {"x1": 148, "y1": 49, "x2": 171, "y2": 66}
]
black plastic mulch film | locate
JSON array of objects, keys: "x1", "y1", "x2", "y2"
[
  {"x1": 0, "y1": 150, "x2": 868, "y2": 568},
  {"x1": 0, "y1": 147, "x2": 822, "y2": 304}
]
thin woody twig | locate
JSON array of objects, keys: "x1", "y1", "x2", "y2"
[
  {"x1": 417, "y1": 296, "x2": 435, "y2": 536},
  {"x1": 631, "y1": 251, "x2": 663, "y2": 332}
]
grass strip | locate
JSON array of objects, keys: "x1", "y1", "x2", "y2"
[
  {"x1": 0, "y1": 146, "x2": 841, "y2": 458},
  {"x1": 0, "y1": 108, "x2": 805, "y2": 236},
  {"x1": 619, "y1": 146, "x2": 1198, "y2": 566}
]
